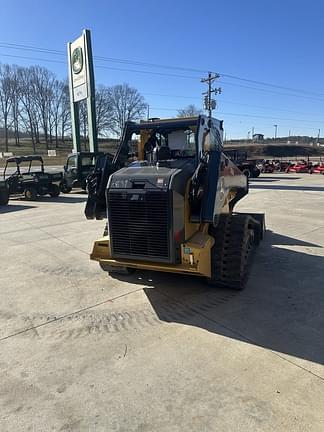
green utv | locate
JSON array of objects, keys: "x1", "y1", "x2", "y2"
[{"x1": 0, "y1": 155, "x2": 63, "y2": 205}]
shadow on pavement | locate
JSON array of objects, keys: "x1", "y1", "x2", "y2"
[
  {"x1": 75, "y1": 190, "x2": 87, "y2": 195},
  {"x1": 38, "y1": 196, "x2": 87, "y2": 203},
  {"x1": 258, "y1": 176, "x2": 301, "y2": 180},
  {"x1": 249, "y1": 178, "x2": 279, "y2": 182},
  {"x1": 250, "y1": 184, "x2": 324, "y2": 191},
  {"x1": 0, "y1": 204, "x2": 37, "y2": 213},
  {"x1": 111, "y1": 231, "x2": 324, "y2": 365}
]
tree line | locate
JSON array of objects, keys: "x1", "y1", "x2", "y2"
[{"x1": 0, "y1": 63, "x2": 148, "y2": 152}]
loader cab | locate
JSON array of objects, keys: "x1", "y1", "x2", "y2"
[
  {"x1": 85, "y1": 115, "x2": 229, "y2": 221},
  {"x1": 117, "y1": 116, "x2": 224, "y2": 166},
  {"x1": 117, "y1": 116, "x2": 212, "y2": 169}
]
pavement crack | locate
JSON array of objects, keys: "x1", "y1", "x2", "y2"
[
  {"x1": 7, "y1": 215, "x2": 90, "y2": 255},
  {"x1": 0, "y1": 287, "x2": 143, "y2": 342},
  {"x1": 299, "y1": 225, "x2": 324, "y2": 237}
]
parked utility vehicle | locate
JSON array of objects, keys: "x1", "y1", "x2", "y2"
[
  {"x1": 60, "y1": 152, "x2": 103, "y2": 193},
  {"x1": 1, "y1": 155, "x2": 62, "y2": 203}
]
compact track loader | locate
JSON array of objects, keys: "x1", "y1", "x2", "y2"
[{"x1": 86, "y1": 115, "x2": 264, "y2": 289}]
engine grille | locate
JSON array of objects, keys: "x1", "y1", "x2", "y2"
[{"x1": 108, "y1": 190, "x2": 170, "y2": 262}]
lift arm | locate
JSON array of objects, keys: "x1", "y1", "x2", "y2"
[{"x1": 84, "y1": 122, "x2": 135, "y2": 219}]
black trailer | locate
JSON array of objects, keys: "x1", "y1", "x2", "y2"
[
  {"x1": 224, "y1": 149, "x2": 260, "y2": 178},
  {"x1": 1, "y1": 155, "x2": 63, "y2": 203}
]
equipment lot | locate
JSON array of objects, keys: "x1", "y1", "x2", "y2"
[{"x1": 1, "y1": 174, "x2": 323, "y2": 432}]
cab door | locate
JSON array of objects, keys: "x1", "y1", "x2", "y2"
[
  {"x1": 79, "y1": 154, "x2": 96, "y2": 182},
  {"x1": 65, "y1": 155, "x2": 78, "y2": 187}
]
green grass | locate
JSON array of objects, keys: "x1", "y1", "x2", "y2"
[{"x1": 0, "y1": 138, "x2": 119, "y2": 167}]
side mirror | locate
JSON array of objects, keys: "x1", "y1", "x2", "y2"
[{"x1": 64, "y1": 165, "x2": 67, "y2": 171}]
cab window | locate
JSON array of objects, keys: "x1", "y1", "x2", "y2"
[
  {"x1": 166, "y1": 129, "x2": 196, "y2": 157},
  {"x1": 67, "y1": 155, "x2": 77, "y2": 169},
  {"x1": 81, "y1": 156, "x2": 96, "y2": 166}
]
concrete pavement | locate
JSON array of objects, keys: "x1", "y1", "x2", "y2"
[{"x1": 0, "y1": 174, "x2": 324, "y2": 431}]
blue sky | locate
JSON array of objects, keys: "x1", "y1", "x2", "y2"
[{"x1": 1, "y1": 0, "x2": 324, "y2": 139}]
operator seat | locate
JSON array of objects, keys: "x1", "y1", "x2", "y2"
[{"x1": 157, "y1": 146, "x2": 171, "y2": 161}]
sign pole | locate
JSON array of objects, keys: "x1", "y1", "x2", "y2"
[
  {"x1": 84, "y1": 29, "x2": 98, "y2": 153},
  {"x1": 67, "y1": 41, "x2": 81, "y2": 153},
  {"x1": 67, "y1": 29, "x2": 98, "y2": 154}
]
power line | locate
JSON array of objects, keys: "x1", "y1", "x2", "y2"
[
  {"x1": 218, "y1": 79, "x2": 324, "y2": 102},
  {"x1": 1, "y1": 41, "x2": 324, "y2": 98},
  {"x1": 0, "y1": 52, "x2": 199, "y2": 79},
  {"x1": 149, "y1": 107, "x2": 323, "y2": 132},
  {"x1": 143, "y1": 92, "x2": 324, "y2": 116},
  {"x1": 149, "y1": 106, "x2": 324, "y2": 124},
  {"x1": 0, "y1": 43, "x2": 321, "y2": 138},
  {"x1": 2, "y1": 51, "x2": 324, "y2": 119},
  {"x1": 96, "y1": 63, "x2": 198, "y2": 79},
  {"x1": 3, "y1": 50, "x2": 323, "y2": 116},
  {"x1": 2, "y1": 50, "x2": 324, "y2": 105},
  {"x1": 220, "y1": 73, "x2": 324, "y2": 97},
  {"x1": 0, "y1": 52, "x2": 66, "y2": 65},
  {"x1": 0, "y1": 43, "x2": 64, "y2": 56}
]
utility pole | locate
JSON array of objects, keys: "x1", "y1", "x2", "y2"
[
  {"x1": 201, "y1": 72, "x2": 221, "y2": 118},
  {"x1": 147, "y1": 104, "x2": 150, "y2": 120},
  {"x1": 317, "y1": 128, "x2": 320, "y2": 144},
  {"x1": 273, "y1": 124, "x2": 278, "y2": 139}
]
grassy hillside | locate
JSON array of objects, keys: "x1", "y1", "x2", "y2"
[
  {"x1": 0, "y1": 138, "x2": 119, "y2": 167},
  {"x1": 223, "y1": 143, "x2": 324, "y2": 159}
]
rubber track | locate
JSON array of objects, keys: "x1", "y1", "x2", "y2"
[{"x1": 209, "y1": 214, "x2": 254, "y2": 289}]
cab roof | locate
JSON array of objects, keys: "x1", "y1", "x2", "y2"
[
  {"x1": 135, "y1": 116, "x2": 201, "y2": 131},
  {"x1": 6, "y1": 155, "x2": 44, "y2": 164}
]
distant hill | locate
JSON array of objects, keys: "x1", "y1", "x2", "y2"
[{"x1": 224, "y1": 143, "x2": 324, "y2": 159}]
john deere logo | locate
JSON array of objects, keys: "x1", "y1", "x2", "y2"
[{"x1": 72, "y1": 47, "x2": 83, "y2": 74}]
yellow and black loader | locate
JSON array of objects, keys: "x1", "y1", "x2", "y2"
[{"x1": 85, "y1": 115, "x2": 264, "y2": 289}]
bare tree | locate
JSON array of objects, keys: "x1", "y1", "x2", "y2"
[
  {"x1": 79, "y1": 99, "x2": 88, "y2": 147},
  {"x1": 0, "y1": 63, "x2": 15, "y2": 151},
  {"x1": 18, "y1": 66, "x2": 40, "y2": 152},
  {"x1": 59, "y1": 82, "x2": 70, "y2": 142},
  {"x1": 107, "y1": 83, "x2": 147, "y2": 136},
  {"x1": 96, "y1": 86, "x2": 113, "y2": 136},
  {"x1": 0, "y1": 60, "x2": 148, "y2": 152},
  {"x1": 10, "y1": 65, "x2": 21, "y2": 146},
  {"x1": 177, "y1": 104, "x2": 203, "y2": 118},
  {"x1": 49, "y1": 79, "x2": 67, "y2": 147},
  {"x1": 29, "y1": 66, "x2": 56, "y2": 148}
]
